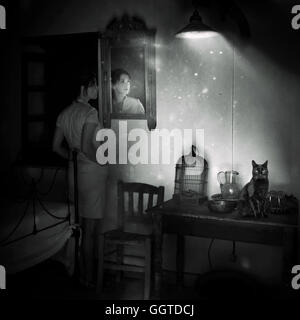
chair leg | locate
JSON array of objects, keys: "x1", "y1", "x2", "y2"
[
  {"x1": 116, "y1": 244, "x2": 124, "y2": 283},
  {"x1": 96, "y1": 233, "x2": 105, "y2": 294},
  {"x1": 144, "y1": 238, "x2": 151, "y2": 300}
]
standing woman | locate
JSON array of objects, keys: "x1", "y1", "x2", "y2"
[{"x1": 52, "y1": 73, "x2": 108, "y2": 287}]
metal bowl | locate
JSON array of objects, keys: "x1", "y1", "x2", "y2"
[{"x1": 208, "y1": 199, "x2": 237, "y2": 213}]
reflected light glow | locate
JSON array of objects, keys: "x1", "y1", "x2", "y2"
[{"x1": 176, "y1": 30, "x2": 218, "y2": 39}]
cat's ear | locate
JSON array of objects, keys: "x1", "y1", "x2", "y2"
[
  {"x1": 252, "y1": 160, "x2": 257, "y2": 167},
  {"x1": 263, "y1": 160, "x2": 268, "y2": 168}
]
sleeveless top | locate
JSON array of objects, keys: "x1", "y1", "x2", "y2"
[{"x1": 56, "y1": 99, "x2": 99, "y2": 163}]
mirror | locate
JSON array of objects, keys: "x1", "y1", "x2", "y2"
[{"x1": 100, "y1": 15, "x2": 157, "y2": 130}]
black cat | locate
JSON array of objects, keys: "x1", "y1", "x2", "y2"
[{"x1": 238, "y1": 160, "x2": 269, "y2": 218}]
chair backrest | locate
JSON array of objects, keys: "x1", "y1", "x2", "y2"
[{"x1": 117, "y1": 180, "x2": 165, "y2": 229}]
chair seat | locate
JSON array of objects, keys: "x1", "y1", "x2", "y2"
[
  {"x1": 104, "y1": 229, "x2": 151, "y2": 245},
  {"x1": 123, "y1": 215, "x2": 153, "y2": 235}
]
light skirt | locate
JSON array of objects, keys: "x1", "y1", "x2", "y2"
[{"x1": 68, "y1": 157, "x2": 109, "y2": 219}]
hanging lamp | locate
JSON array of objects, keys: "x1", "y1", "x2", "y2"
[{"x1": 175, "y1": 2, "x2": 217, "y2": 39}]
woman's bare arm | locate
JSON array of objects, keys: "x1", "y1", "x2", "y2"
[{"x1": 52, "y1": 126, "x2": 69, "y2": 159}]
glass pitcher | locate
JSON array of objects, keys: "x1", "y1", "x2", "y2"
[{"x1": 217, "y1": 170, "x2": 239, "y2": 200}]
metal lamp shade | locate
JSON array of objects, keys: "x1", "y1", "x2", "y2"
[{"x1": 176, "y1": 10, "x2": 217, "y2": 39}]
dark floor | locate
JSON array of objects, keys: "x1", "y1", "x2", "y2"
[{"x1": 4, "y1": 259, "x2": 300, "y2": 300}]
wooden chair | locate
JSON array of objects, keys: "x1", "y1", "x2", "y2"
[{"x1": 97, "y1": 180, "x2": 164, "y2": 300}]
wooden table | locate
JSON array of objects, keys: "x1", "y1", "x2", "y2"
[{"x1": 149, "y1": 198, "x2": 299, "y2": 295}]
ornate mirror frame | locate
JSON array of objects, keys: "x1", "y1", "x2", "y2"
[{"x1": 100, "y1": 15, "x2": 157, "y2": 130}]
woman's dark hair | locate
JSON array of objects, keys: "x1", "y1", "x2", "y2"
[
  {"x1": 62, "y1": 71, "x2": 97, "y2": 105},
  {"x1": 111, "y1": 68, "x2": 131, "y2": 85},
  {"x1": 68, "y1": 72, "x2": 97, "y2": 101},
  {"x1": 78, "y1": 72, "x2": 97, "y2": 94}
]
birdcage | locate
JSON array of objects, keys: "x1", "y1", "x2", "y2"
[{"x1": 173, "y1": 145, "x2": 208, "y2": 204}]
